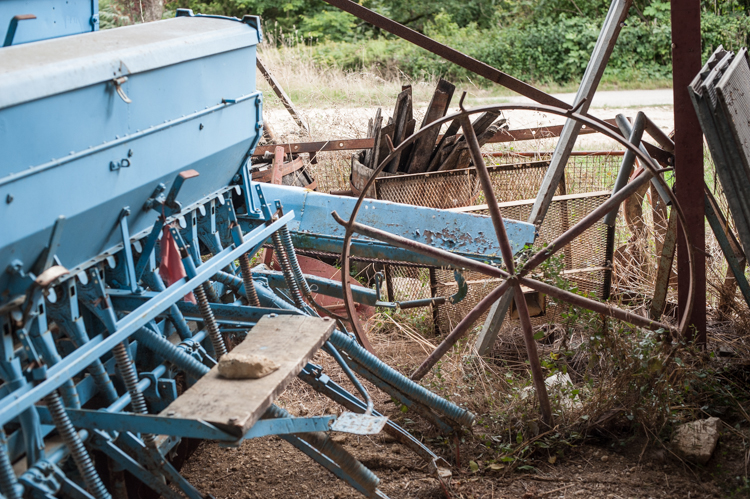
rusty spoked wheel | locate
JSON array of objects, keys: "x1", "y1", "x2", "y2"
[{"x1": 333, "y1": 98, "x2": 695, "y2": 426}]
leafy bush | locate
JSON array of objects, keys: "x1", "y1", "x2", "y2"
[{"x1": 302, "y1": 10, "x2": 750, "y2": 86}]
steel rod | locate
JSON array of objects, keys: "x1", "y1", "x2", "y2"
[
  {"x1": 411, "y1": 280, "x2": 510, "y2": 381},
  {"x1": 519, "y1": 276, "x2": 674, "y2": 332},
  {"x1": 321, "y1": 0, "x2": 569, "y2": 108}
]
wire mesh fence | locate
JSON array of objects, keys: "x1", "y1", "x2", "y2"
[{"x1": 295, "y1": 145, "x2": 747, "y2": 348}]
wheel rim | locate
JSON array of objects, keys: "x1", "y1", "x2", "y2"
[{"x1": 335, "y1": 101, "x2": 694, "y2": 427}]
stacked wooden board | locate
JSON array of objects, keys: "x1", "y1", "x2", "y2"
[{"x1": 353, "y1": 79, "x2": 507, "y2": 187}]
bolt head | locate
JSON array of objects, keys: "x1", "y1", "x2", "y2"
[{"x1": 5, "y1": 194, "x2": 12, "y2": 204}]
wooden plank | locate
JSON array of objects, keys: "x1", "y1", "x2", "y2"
[
  {"x1": 451, "y1": 112, "x2": 502, "y2": 170},
  {"x1": 160, "y1": 315, "x2": 335, "y2": 436},
  {"x1": 376, "y1": 123, "x2": 395, "y2": 170},
  {"x1": 433, "y1": 112, "x2": 503, "y2": 171},
  {"x1": 386, "y1": 87, "x2": 412, "y2": 173},
  {"x1": 271, "y1": 146, "x2": 285, "y2": 185},
  {"x1": 426, "y1": 134, "x2": 458, "y2": 172},
  {"x1": 364, "y1": 108, "x2": 382, "y2": 169},
  {"x1": 407, "y1": 79, "x2": 455, "y2": 174},
  {"x1": 397, "y1": 118, "x2": 416, "y2": 172}
]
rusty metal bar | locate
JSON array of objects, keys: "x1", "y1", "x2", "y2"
[
  {"x1": 321, "y1": 0, "x2": 569, "y2": 108},
  {"x1": 643, "y1": 114, "x2": 674, "y2": 153},
  {"x1": 251, "y1": 121, "x2": 619, "y2": 157},
  {"x1": 519, "y1": 276, "x2": 674, "y2": 333},
  {"x1": 519, "y1": 171, "x2": 654, "y2": 276},
  {"x1": 488, "y1": 150, "x2": 626, "y2": 158},
  {"x1": 671, "y1": 0, "x2": 705, "y2": 343},
  {"x1": 512, "y1": 279, "x2": 553, "y2": 426},
  {"x1": 459, "y1": 105, "x2": 554, "y2": 426},
  {"x1": 330, "y1": 212, "x2": 509, "y2": 280},
  {"x1": 411, "y1": 281, "x2": 511, "y2": 382}
]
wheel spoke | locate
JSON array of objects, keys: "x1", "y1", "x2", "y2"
[
  {"x1": 411, "y1": 279, "x2": 511, "y2": 381},
  {"x1": 519, "y1": 170, "x2": 654, "y2": 276},
  {"x1": 460, "y1": 116, "x2": 518, "y2": 272},
  {"x1": 519, "y1": 275, "x2": 675, "y2": 333},
  {"x1": 512, "y1": 281, "x2": 553, "y2": 427}
]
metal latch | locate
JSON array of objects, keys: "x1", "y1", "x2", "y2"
[{"x1": 113, "y1": 76, "x2": 132, "y2": 104}]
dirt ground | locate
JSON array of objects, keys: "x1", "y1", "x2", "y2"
[
  {"x1": 180, "y1": 340, "x2": 749, "y2": 499},
  {"x1": 181, "y1": 434, "x2": 738, "y2": 499}
]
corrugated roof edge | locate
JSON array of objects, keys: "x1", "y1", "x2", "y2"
[{"x1": 0, "y1": 15, "x2": 260, "y2": 110}]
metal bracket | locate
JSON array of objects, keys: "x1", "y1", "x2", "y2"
[
  {"x1": 112, "y1": 76, "x2": 132, "y2": 104},
  {"x1": 117, "y1": 208, "x2": 139, "y2": 293},
  {"x1": 143, "y1": 170, "x2": 200, "y2": 216}
]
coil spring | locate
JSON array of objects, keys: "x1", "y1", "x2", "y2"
[
  {"x1": 64, "y1": 321, "x2": 119, "y2": 403},
  {"x1": 329, "y1": 330, "x2": 475, "y2": 427},
  {"x1": 238, "y1": 254, "x2": 261, "y2": 307},
  {"x1": 0, "y1": 429, "x2": 21, "y2": 499},
  {"x1": 271, "y1": 231, "x2": 305, "y2": 309},
  {"x1": 46, "y1": 391, "x2": 111, "y2": 499},
  {"x1": 135, "y1": 327, "x2": 210, "y2": 379},
  {"x1": 193, "y1": 284, "x2": 228, "y2": 358},
  {"x1": 112, "y1": 343, "x2": 156, "y2": 447},
  {"x1": 278, "y1": 225, "x2": 312, "y2": 296},
  {"x1": 264, "y1": 404, "x2": 379, "y2": 493},
  {"x1": 202, "y1": 281, "x2": 221, "y2": 304}
]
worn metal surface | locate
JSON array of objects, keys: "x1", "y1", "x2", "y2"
[
  {"x1": 672, "y1": 0, "x2": 705, "y2": 342},
  {"x1": 331, "y1": 412, "x2": 389, "y2": 435},
  {"x1": 528, "y1": 0, "x2": 632, "y2": 227},
  {"x1": 0, "y1": 0, "x2": 97, "y2": 45},
  {"x1": 255, "y1": 183, "x2": 536, "y2": 263}
]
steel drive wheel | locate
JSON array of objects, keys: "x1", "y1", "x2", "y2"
[{"x1": 333, "y1": 98, "x2": 695, "y2": 427}]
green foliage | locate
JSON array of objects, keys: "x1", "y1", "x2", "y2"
[{"x1": 157, "y1": 0, "x2": 750, "y2": 84}]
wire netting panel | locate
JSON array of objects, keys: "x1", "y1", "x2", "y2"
[
  {"x1": 375, "y1": 170, "x2": 481, "y2": 209},
  {"x1": 434, "y1": 194, "x2": 610, "y2": 335},
  {"x1": 374, "y1": 161, "x2": 556, "y2": 208}
]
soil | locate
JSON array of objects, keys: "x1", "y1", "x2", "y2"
[
  {"x1": 181, "y1": 434, "x2": 742, "y2": 499},
  {"x1": 179, "y1": 346, "x2": 750, "y2": 499}
]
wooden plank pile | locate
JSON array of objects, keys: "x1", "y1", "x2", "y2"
[{"x1": 352, "y1": 79, "x2": 507, "y2": 192}]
